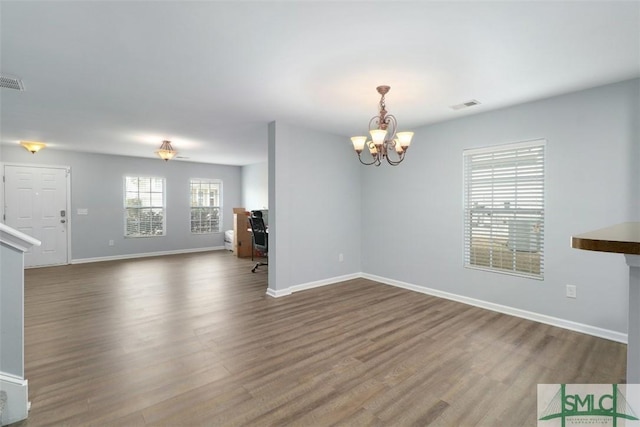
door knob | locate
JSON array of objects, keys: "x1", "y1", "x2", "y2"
[{"x1": 60, "y1": 219, "x2": 66, "y2": 223}]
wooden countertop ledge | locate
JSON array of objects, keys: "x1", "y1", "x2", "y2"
[{"x1": 571, "y1": 222, "x2": 640, "y2": 255}]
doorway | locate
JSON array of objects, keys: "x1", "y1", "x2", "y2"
[{"x1": 3, "y1": 164, "x2": 70, "y2": 267}]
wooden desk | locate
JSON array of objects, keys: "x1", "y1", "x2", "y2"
[
  {"x1": 572, "y1": 222, "x2": 640, "y2": 382},
  {"x1": 233, "y1": 213, "x2": 252, "y2": 258}
]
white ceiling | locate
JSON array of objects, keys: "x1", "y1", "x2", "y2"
[{"x1": 1, "y1": 1, "x2": 639, "y2": 166}]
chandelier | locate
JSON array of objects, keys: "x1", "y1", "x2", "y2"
[
  {"x1": 156, "y1": 140, "x2": 178, "y2": 161},
  {"x1": 351, "y1": 85, "x2": 414, "y2": 166}
]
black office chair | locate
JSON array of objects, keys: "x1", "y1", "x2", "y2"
[{"x1": 249, "y1": 212, "x2": 267, "y2": 273}]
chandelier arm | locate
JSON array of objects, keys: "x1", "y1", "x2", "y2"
[
  {"x1": 368, "y1": 114, "x2": 398, "y2": 138},
  {"x1": 355, "y1": 141, "x2": 381, "y2": 166},
  {"x1": 385, "y1": 151, "x2": 405, "y2": 166},
  {"x1": 357, "y1": 152, "x2": 380, "y2": 166},
  {"x1": 383, "y1": 114, "x2": 398, "y2": 141},
  {"x1": 387, "y1": 155, "x2": 404, "y2": 166},
  {"x1": 369, "y1": 116, "x2": 380, "y2": 131}
]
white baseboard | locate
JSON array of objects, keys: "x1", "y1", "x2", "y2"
[
  {"x1": 361, "y1": 273, "x2": 627, "y2": 344},
  {"x1": 266, "y1": 288, "x2": 291, "y2": 298},
  {"x1": 266, "y1": 271, "x2": 626, "y2": 343},
  {"x1": 0, "y1": 373, "x2": 28, "y2": 426},
  {"x1": 265, "y1": 273, "x2": 361, "y2": 298},
  {"x1": 71, "y1": 246, "x2": 225, "y2": 264},
  {"x1": 290, "y1": 273, "x2": 361, "y2": 293}
]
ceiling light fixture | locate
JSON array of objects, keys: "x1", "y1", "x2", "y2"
[
  {"x1": 156, "y1": 140, "x2": 178, "y2": 161},
  {"x1": 20, "y1": 141, "x2": 46, "y2": 154},
  {"x1": 351, "y1": 85, "x2": 414, "y2": 166}
]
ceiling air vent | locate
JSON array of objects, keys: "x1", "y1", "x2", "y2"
[
  {"x1": 0, "y1": 74, "x2": 25, "y2": 91},
  {"x1": 450, "y1": 99, "x2": 480, "y2": 111}
]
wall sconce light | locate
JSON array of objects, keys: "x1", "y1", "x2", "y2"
[
  {"x1": 156, "y1": 140, "x2": 178, "y2": 161},
  {"x1": 20, "y1": 141, "x2": 47, "y2": 154}
]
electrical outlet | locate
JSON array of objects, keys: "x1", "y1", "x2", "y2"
[
  {"x1": 566, "y1": 284, "x2": 577, "y2": 299},
  {"x1": 338, "y1": 253, "x2": 344, "y2": 262},
  {"x1": 109, "y1": 240, "x2": 114, "y2": 246}
]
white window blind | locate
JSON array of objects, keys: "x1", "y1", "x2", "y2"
[
  {"x1": 463, "y1": 140, "x2": 545, "y2": 278},
  {"x1": 124, "y1": 176, "x2": 165, "y2": 237},
  {"x1": 190, "y1": 179, "x2": 221, "y2": 234}
]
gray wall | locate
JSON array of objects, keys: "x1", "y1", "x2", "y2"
[
  {"x1": 360, "y1": 78, "x2": 639, "y2": 334},
  {"x1": 269, "y1": 121, "x2": 362, "y2": 292},
  {"x1": 0, "y1": 147, "x2": 242, "y2": 261},
  {"x1": 241, "y1": 161, "x2": 268, "y2": 210}
]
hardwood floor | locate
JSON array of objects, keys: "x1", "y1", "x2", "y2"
[{"x1": 13, "y1": 251, "x2": 625, "y2": 426}]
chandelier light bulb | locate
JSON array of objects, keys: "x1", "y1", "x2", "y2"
[
  {"x1": 396, "y1": 132, "x2": 414, "y2": 149},
  {"x1": 350, "y1": 136, "x2": 367, "y2": 152},
  {"x1": 369, "y1": 129, "x2": 387, "y2": 146}
]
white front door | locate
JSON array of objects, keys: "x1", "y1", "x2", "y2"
[{"x1": 4, "y1": 165, "x2": 70, "y2": 267}]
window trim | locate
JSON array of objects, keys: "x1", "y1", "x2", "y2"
[
  {"x1": 189, "y1": 178, "x2": 222, "y2": 234},
  {"x1": 123, "y1": 176, "x2": 166, "y2": 238},
  {"x1": 463, "y1": 139, "x2": 546, "y2": 280}
]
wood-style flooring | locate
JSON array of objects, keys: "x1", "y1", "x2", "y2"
[{"x1": 13, "y1": 251, "x2": 626, "y2": 426}]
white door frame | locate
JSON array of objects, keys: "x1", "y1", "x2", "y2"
[{"x1": 2, "y1": 162, "x2": 72, "y2": 266}]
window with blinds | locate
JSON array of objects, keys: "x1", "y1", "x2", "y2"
[
  {"x1": 190, "y1": 179, "x2": 221, "y2": 234},
  {"x1": 124, "y1": 176, "x2": 165, "y2": 237},
  {"x1": 463, "y1": 139, "x2": 545, "y2": 279}
]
